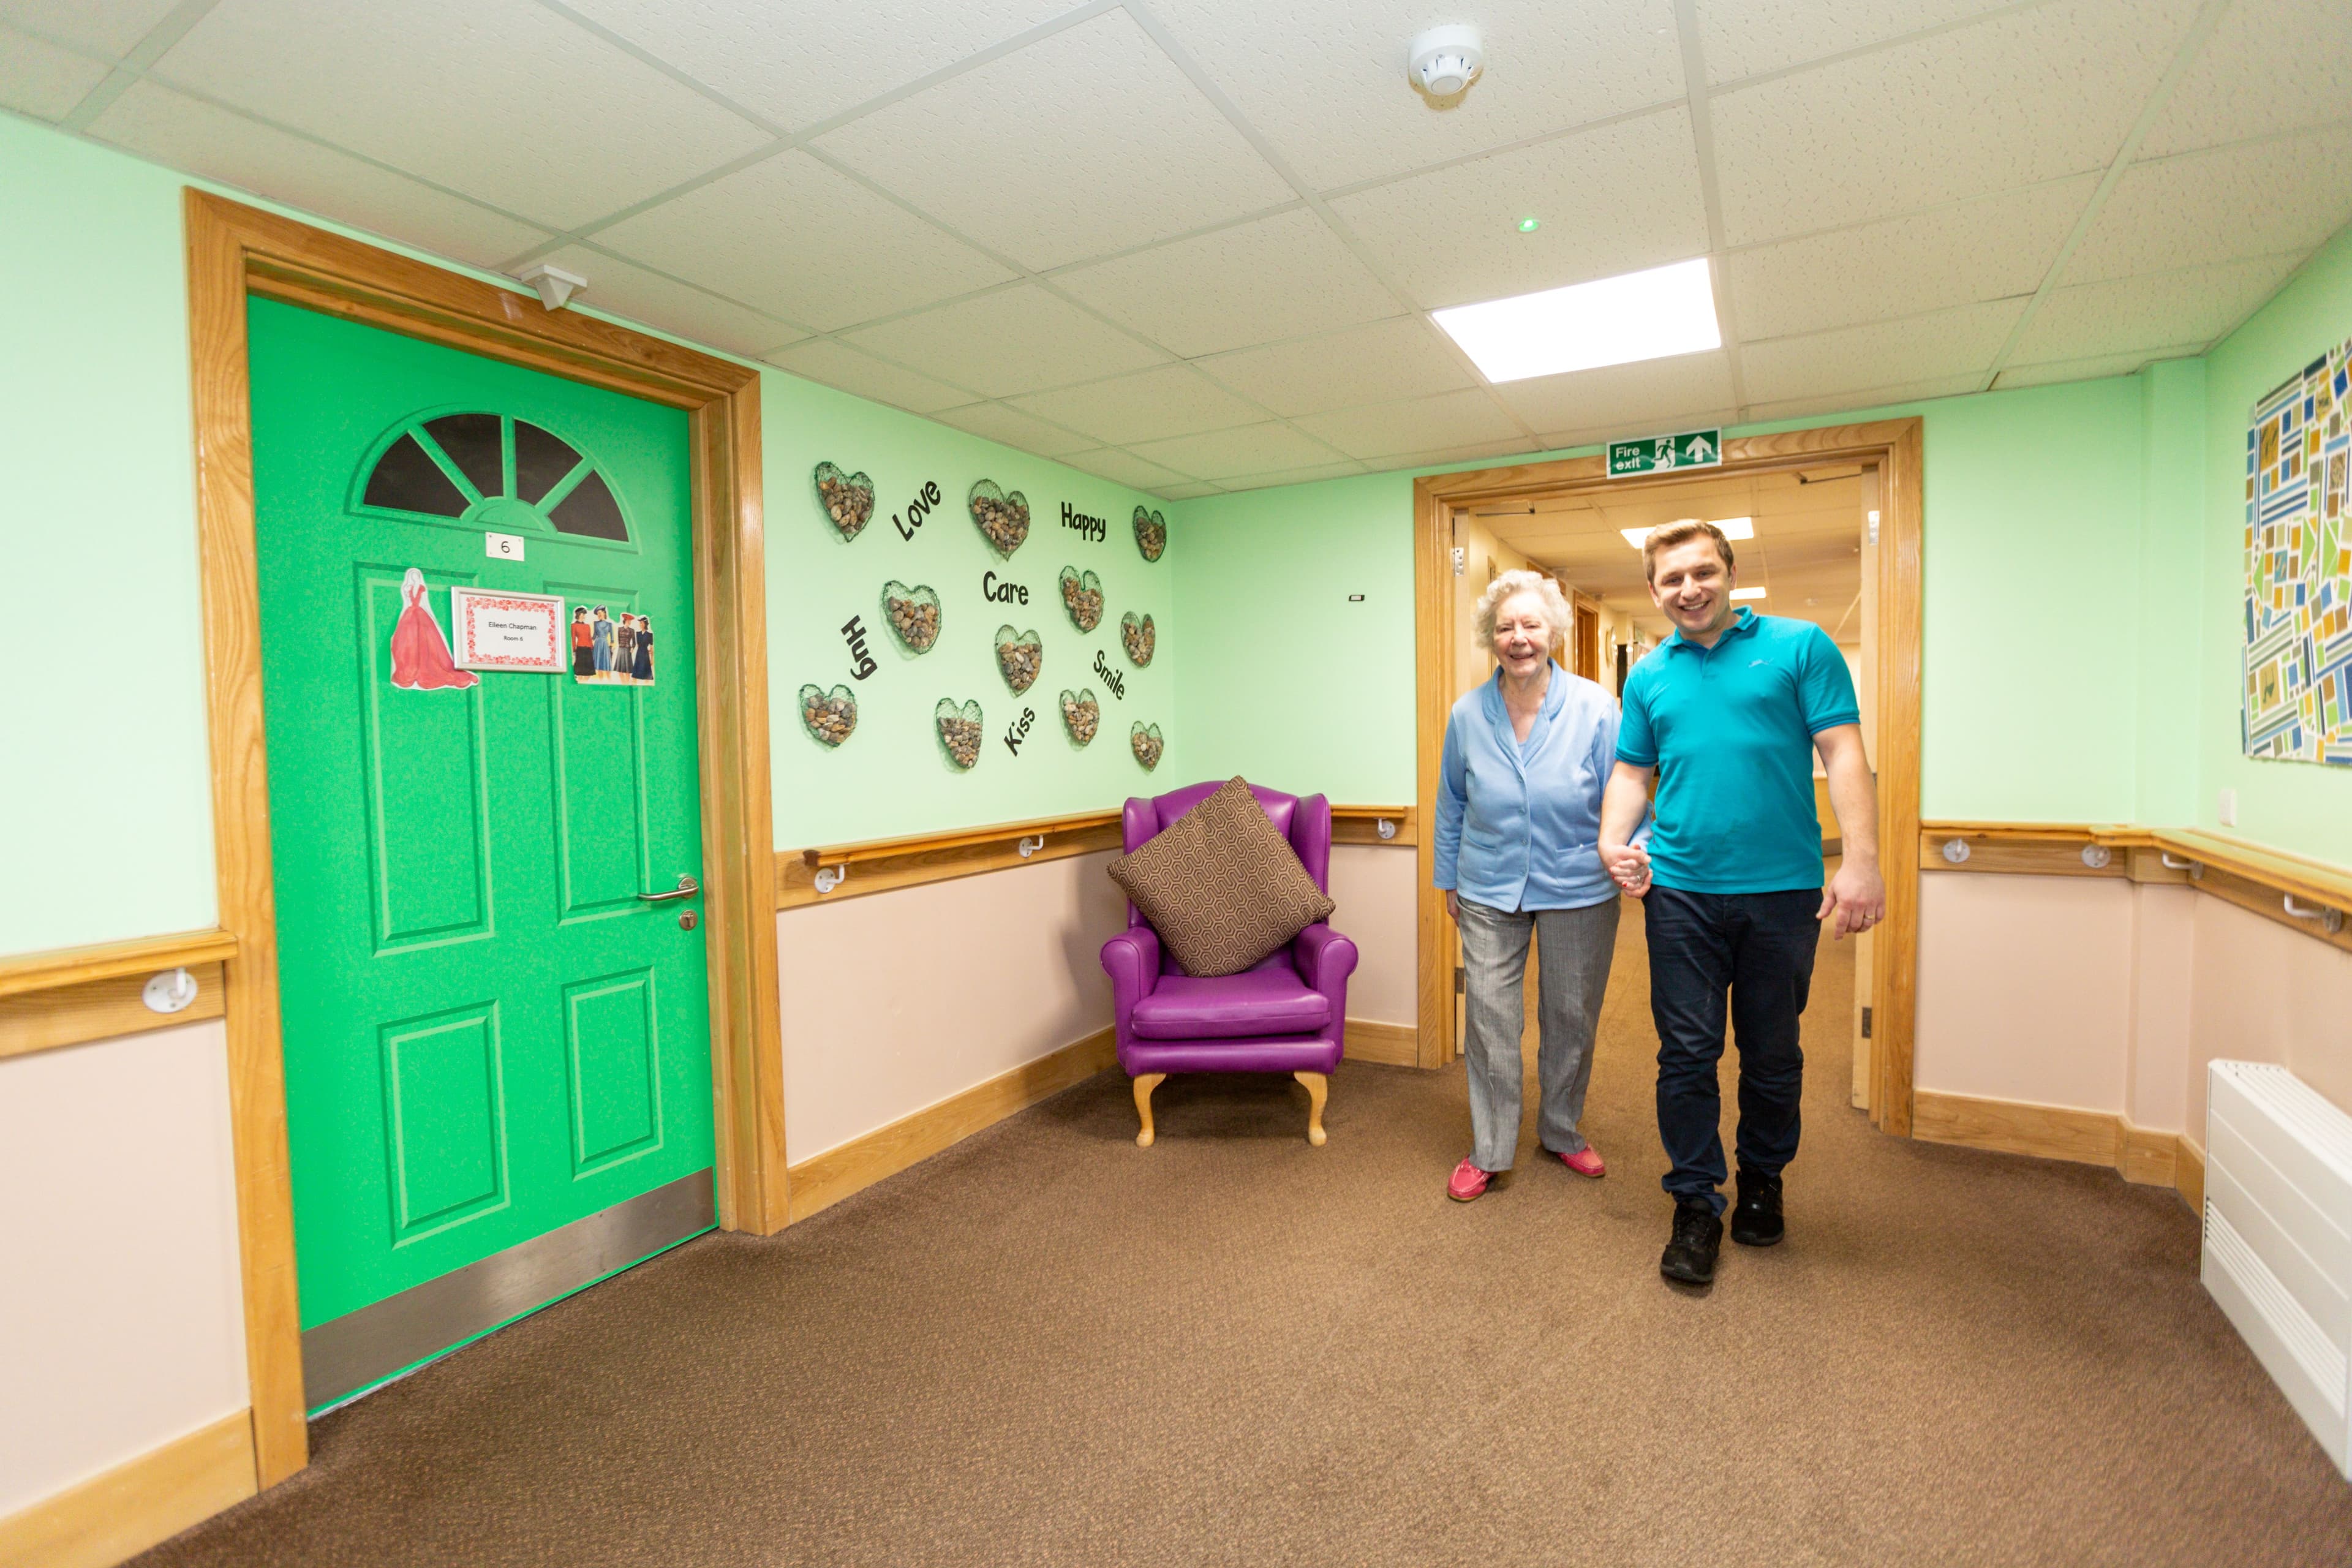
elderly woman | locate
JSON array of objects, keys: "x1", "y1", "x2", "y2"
[{"x1": 1434, "y1": 568, "x2": 1643, "y2": 1202}]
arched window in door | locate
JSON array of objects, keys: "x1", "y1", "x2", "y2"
[{"x1": 353, "y1": 411, "x2": 631, "y2": 543}]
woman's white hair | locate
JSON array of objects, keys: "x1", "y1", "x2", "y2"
[{"x1": 1474, "y1": 568, "x2": 1571, "y2": 652}]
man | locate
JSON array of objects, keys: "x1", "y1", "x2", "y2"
[{"x1": 1598, "y1": 519, "x2": 1883, "y2": 1287}]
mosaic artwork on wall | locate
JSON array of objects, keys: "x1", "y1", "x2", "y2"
[{"x1": 2244, "y1": 337, "x2": 2352, "y2": 763}]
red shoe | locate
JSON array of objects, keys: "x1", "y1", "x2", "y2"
[
  {"x1": 1447, "y1": 1158, "x2": 1492, "y2": 1201},
  {"x1": 1557, "y1": 1145, "x2": 1606, "y2": 1178}
]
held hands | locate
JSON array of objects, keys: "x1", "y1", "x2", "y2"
[
  {"x1": 1819, "y1": 858, "x2": 1887, "y2": 939},
  {"x1": 1600, "y1": 842, "x2": 1652, "y2": 899}
]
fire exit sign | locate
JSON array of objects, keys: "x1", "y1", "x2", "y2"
[{"x1": 1607, "y1": 429, "x2": 1721, "y2": 477}]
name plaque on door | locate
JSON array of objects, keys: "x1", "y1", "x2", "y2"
[{"x1": 451, "y1": 587, "x2": 565, "y2": 672}]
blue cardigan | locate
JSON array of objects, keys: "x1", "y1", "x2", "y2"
[{"x1": 1434, "y1": 666, "x2": 1640, "y2": 913}]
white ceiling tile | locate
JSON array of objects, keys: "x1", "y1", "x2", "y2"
[
  {"x1": 593, "y1": 151, "x2": 1014, "y2": 332},
  {"x1": 2138, "y1": 0, "x2": 2352, "y2": 157},
  {"x1": 1009, "y1": 363, "x2": 1265, "y2": 446},
  {"x1": 2007, "y1": 253, "x2": 2306, "y2": 364},
  {"x1": 843, "y1": 285, "x2": 1165, "y2": 399},
  {"x1": 1993, "y1": 347, "x2": 2203, "y2": 388},
  {"x1": 1151, "y1": 0, "x2": 1686, "y2": 192},
  {"x1": 1711, "y1": 0, "x2": 2193, "y2": 247},
  {"x1": 1728, "y1": 176, "x2": 2094, "y2": 339},
  {"x1": 1155, "y1": 480, "x2": 1227, "y2": 500},
  {"x1": 554, "y1": 0, "x2": 1078, "y2": 132},
  {"x1": 1, "y1": 0, "x2": 181, "y2": 59},
  {"x1": 149, "y1": 0, "x2": 773, "y2": 231},
  {"x1": 1741, "y1": 297, "x2": 2026, "y2": 401},
  {"x1": 86, "y1": 80, "x2": 554, "y2": 268},
  {"x1": 1060, "y1": 447, "x2": 1194, "y2": 494},
  {"x1": 1696, "y1": 0, "x2": 2025, "y2": 85},
  {"x1": 1329, "y1": 108, "x2": 1709, "y2": 309},
  {"x1": 763, "y1": 338, "x2": 979, "y2": 415},
  {"x1": 1493, "y1": 352, "x2": 1738, "y2": 438},
  {"x1": 2065, "y1": 127, "x2": 2352, "y2": 285},
  {"x1": 0, "y1": 23, "x2": 107, "y2": 117},
  {"x1": 1294, "y1": 388, "x2": 1528, "y2": 461},
  {"x1": 1741, "y1": 374, "x2": 1985, "y2": 423},
  {"x1": 1194, "y1": 317, "x2": 1477, "y2": 417},
  {"x1": 1125, "y1": 421, "x2": 1346, "y2": 481},
  {"x1": 930, "y1": 401, "x2": 1101, "y2": 459},
  {"x1": 1052, "y1": 208, "x2": 1401, "y2": 358},
  {"x1": 813, "y1": 9, "x2": 1294, "y2": 272},
  {"x1": 1214, "y1": 460, "x2": 1372, "y2": 491},
  {"x1": 536, "y1": 244, "x2": 803, "y2": 359}
]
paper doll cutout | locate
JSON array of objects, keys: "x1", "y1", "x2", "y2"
[{"x1": 389, "y1": 568, "x2": 478, "y2": 691}]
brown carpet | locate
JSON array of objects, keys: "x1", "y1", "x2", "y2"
[{"x1": 140, "y1": 902, "x2": 2352, "y2": 1567}]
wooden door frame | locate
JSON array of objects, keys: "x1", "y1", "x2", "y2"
[
  {"x1": 1411, "y1": 418, "x2": 1924, "y2": 1136},
  {"x1": 184, "y1": 191, "x2": 789, "y2": 1486}
]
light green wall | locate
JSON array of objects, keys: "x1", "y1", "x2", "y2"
[
  {"x1": 762, "y1": 379, "x2": 1172, "y2": 848},
  {"x1": 2136, "y1": 355, "x2": 2207, "y2": 828},
  {"x1": 2199, "y1": 225, "x2": 2352, "y2": 862},
  {"x1": 0, "y1": 111, "x2": 1169, "y2": 955},
  {"x1": 1170, "y1": 473, "x2": 1417, "y2": 804},
  {"x1": 1173, "y1": 376, "x2": 2164, "y2": 825},
  {"x1": 0, "y1": 115, "x2": 218, "y2": 956}
]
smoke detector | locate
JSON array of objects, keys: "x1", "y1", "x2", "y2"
[
  {"x1": 1408, "y1": 25, "x2": 1483, "y2": 97},
  {"x1": 513, "y1": 262, "x2": 587, "y2": 312}
]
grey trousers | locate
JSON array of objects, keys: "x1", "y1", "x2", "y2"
[{"x1": 1456, "y1": 896, "x2": 1621, "y2": 1172}]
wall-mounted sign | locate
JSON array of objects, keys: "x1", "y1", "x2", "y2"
[
  {"x1": 452, "y1": 587, "x2": 565, "y2": 672},
  {"x1": 1607, "y1": 429, "x2": 1721, "y2": 477}
]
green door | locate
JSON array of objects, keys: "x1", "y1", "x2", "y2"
[{"x1": 247, "y1": 299, "x2": 715, "y2": 1411}]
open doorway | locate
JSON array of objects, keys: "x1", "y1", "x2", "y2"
[{"x1": 1412, "y1": 422, "x2": 1923, "y2": 1136}]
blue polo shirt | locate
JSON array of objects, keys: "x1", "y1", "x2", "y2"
[{"x1": 1616, "y1": 609, "x2": 1860, "y2": 894}]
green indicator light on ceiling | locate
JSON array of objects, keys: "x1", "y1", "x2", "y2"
[{"x1": 1517, "y1": 216, "x2": 1540, "y2": 233}]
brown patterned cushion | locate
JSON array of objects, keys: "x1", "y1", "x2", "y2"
[{"x1": 1108, "y1": 778, "x2": 1336, "y2": 978}]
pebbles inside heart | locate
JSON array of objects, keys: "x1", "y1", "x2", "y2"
[
  {"x1": 1130, "y1": 721, "x2": 1163, "y2": 771},
  {"x1": 936, "y1": 698, "x2": 984, "y2": 770},
  {"x1": 882, "y1": 581, "x2": 941, "y2": 653},
  {"x1": 813, "y1": 462, "x2": 875, "y2": 541},
  {"x1": 995, "y1": 625, "x2": 1043, "y2": 694},
  {"x1": 1120, "y1": 611, "x2": 1155, "y2": 667},
  {"x1": 968, "y1": 479, "x2": 1030, "y2": 558},
  {"x1": 799, "y1": 684, "x2": 856, "y2": 747},
  {"x1": 1133, "y1": 505, "x2": 1167, "y2": 562},
  {"x1": 1058, "y1": 566, "x2": 1104, "y2": 632},
  {"x1": 1060, "y1": 688, "x2": 1099, "y2": 745}
]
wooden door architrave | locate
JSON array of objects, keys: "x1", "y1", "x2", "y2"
[
  {"x1": 1411, "y1": 421, "x2": 1924, "y2": 1139},
  {"x1": 184, "y1": 191, "x2": 788, "y2": 1487}
]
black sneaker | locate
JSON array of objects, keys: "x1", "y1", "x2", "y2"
[
  {"x1": 1731, "y1": 1166, "x2": 1784, "y2": 1248},
  {"x1": 1660, "y1": 1200, "x2": 1722, "y2": 1285}
]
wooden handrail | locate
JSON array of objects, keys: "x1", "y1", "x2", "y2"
[{"x1": 0, "y1": 929, "x2": 239, "y2": 1001}]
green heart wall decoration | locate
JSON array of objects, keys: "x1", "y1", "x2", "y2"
[
  {"x1": 1060, "y1": 688, "x2": 1099, "y2": 745},
  {"x1": 1133, "y1": 505, "x2": 1167, "y2": 562},
  {"x1": 881, "y1": 580, "x2": 941, "y2": 653},
  {"x1": 936, "y1": 698, "x2": 984, "y2": 770},
  {"x1": 994, "y1": 625, "x2": 1042, "y2": 694},
  {"x1": 1120, "y1": 611, "x2": 1155, "y2": 667},
  {"x1": 1058, "y1": 566, "x2": 1104, "y2": 632},
  {"x1": 968, "y1": 479, "x2": 1030, "y2": 558},
  {"x1": 813, "y1": 462, "x2": 875, "y2": 541},
  {"x1": 799, "y1": 684, "x2": 856, "y2": 747},
  {"x1": 1130, "y1": 721, "x2": 1163, "y2": 771}
]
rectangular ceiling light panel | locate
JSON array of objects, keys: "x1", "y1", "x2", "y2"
[
  {"x1": 1432, "y1": 258, "x2": 1721, "y2": 384},
  {"x1": 1729, "y1": 587, "x2": 1767, "y2": 600},
  {"x1": 1619, "y1": 516, "x2": 1755, "y2": 550}
]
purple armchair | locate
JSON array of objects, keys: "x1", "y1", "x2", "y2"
[{"x1": 1100, "y1": 782, "x2": 1359, "y2": 1147}]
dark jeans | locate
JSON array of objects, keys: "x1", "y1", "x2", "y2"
[{"x1": 1644, "y1": 884, "x2": 1821, "y2": 1215}]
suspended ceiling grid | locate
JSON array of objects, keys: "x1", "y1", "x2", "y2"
[{"x1": 4, "y1": 0, "x2": 2347, "y2": 499}]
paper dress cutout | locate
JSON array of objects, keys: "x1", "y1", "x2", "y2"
[{"x1": 390, "y1": 568, "x2": 478, "y2": 691}]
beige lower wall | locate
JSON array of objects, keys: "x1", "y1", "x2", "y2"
[
  {"x1": 1915, "y1": 871, "x2": 2352, "y2": 1147},
  {"x1": 1329, "y1": 843, "x2": 1415, "y2": 1027},
  {"x1": 0, "y1": 1021, "x2": 250, "y2": 1518},
  {"x1": 776, "y1": 851, "x2": 1128, "y2": 1163}
]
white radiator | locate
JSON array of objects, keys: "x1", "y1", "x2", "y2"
[{"x1": 2202, "y1": 1060, "x2": 2352, "y2": 1478}]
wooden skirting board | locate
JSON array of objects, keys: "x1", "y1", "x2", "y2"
[
  {"x1": 785, "y1": 1027, "x2": 1119, "y2": 1221},
  {"x1": 0, "y1": 1409, "x2": 257, "y2": 1568},
  {"x1": 1344, "y1": 1019, "x2": 1419, "y2": 1067},
  {"x1": 1912, "y1": 1089, "x2": 2199, "y2": 1210},
  {"x1": 779, "y1": 805, "x2": 1415, "y2": 910}
]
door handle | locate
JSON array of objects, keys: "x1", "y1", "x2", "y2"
[{"x1": 637, "y1": 875, "x2": 699, "y2": 903}]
